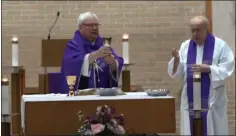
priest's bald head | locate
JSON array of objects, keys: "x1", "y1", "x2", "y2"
[
  {"x1": 189, "y1": 15, "x2": 209, "y2": 45},
  {"x1": 77, "y1": 12, "x2": 100, "y2": 41}
]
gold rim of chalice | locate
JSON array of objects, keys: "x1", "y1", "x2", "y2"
[{"x1": 66, "y1": 75, "x2": 77, "y2": 86}]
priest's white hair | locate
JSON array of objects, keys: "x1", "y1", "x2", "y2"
[
  {"x1": 189, "y1": 15, "x2": 209, "y2": 28},
  {"x1": 77, "y1": 12, "x2": 99, "y2": 25}
]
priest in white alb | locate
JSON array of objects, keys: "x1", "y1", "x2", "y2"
[{"x1": 167, "y1": 15, "x2": 235, "y2": 135}]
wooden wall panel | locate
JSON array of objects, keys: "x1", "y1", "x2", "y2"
[{"x1": 206, "y1": 0, "x2": 213, "y2": 33}]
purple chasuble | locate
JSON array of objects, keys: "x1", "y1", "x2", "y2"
[
  {"x1": 61, "y1": 30, "x2": 124, "y2": 92},
  {"x1": 186, "y1": 33, "x2": 215, "y2": 136}
]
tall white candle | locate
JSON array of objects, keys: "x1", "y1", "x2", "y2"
[
  {"x1": 2, "y1": 75, "x2": 10, "y2": 115},
  {"x1": 122, "y1": 33, "x2": 129, "y2": 64},
  {"x1": 193, "y1": 72, "x2": 201, "y2": 110},
  {"x1": 12, "y1": 35, "x2": 19, "y2": 66}
]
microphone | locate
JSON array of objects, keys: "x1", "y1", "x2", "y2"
[{"x1": 47, "y1": 12, "x2": 60, "y2": 40}]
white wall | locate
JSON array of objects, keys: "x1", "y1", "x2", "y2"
[{"x1": 212, "y1": 1, "x2": 235, "y2": 54}]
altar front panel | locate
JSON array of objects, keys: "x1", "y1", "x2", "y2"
[{"x1": 23, "y1": 94, "x2": 176, "y2": 135}]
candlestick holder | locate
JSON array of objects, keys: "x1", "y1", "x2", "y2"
[
  {"x1": 122, "y1": 63, "x2": 135, "y2": 92},
  {"x1": 186, "y1": 108, "x2": 209, "y2": 136},
  {"x1": 66, "y1": 75, "x2": 76, "y2": 97}
]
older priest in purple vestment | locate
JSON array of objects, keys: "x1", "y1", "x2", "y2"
[
  {"x1": 168, "y1": 16, "x2": 235, "y2": 135},
  {"x1": 61, "y1": 12, "x2": 124, "y2": 91}
]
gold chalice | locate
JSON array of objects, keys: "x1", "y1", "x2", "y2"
[{"x1": 66, "y1": 75, "x2": 77, "y2": 96}]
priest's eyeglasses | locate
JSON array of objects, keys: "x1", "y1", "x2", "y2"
[{"x1": 83, "y1": 23, "x2": 101, "y2": 28}]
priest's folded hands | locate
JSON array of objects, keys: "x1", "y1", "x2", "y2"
[{"x1": 191, "y1": 64, "x2": 210, "y2": 73}]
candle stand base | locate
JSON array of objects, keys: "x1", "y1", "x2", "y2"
[
  {"x1": 2, "y1": 122, "x2": 10, "y2": 136},
  {"x1": 122, "y1": 63, "x2": 135, "y2": 92},
  {"x1": 186, "y1": 109, "x2": 208, "y2": 136},
  {"x1": 1, "y1": 113, "x2": 19, "y2": 136}
]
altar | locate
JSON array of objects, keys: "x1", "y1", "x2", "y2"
[
  {"x1": 2, "y1": 35, "x2": 176, "y2": 135},
  {"x1": 21, "y1": 92, "x2": 176, "y2": 135}
]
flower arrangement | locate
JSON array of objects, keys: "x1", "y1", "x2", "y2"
[{"x1": 77, "y1": 105, "x2": 126, "y2": 136}]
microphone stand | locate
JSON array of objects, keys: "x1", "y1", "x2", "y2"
[
  {"x1": 47, "y1": 12, "x2": 60, "y2": 40},
  {"x1": 44, "y1": 12, "x2": 60, "y2": 94}
]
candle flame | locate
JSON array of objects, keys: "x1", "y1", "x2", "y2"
[
  {"x1": 12, "y1": 35, "x2": 18, "y2": 42},
  {"x1": 2, "y1": 75, "x2": 9, "y2": 82},
  {"x1": 193, "y1": 72, "x2": 201, "y2": 79},
  {"x1": 122, "y1": 33, "x2": 129, "y2": 40}
]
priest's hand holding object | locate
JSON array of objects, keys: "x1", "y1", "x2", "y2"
[
  {"x1": 104, "y1": 55, "x2": 115, "y2": 65},
  {"x1": 95, "y1": 46, "x2": 111, "y2": 58},
  {"x1": 89, "y1": 46, "x2": 111, "y2": 64},
  {"x1": 104, "y1": 55, "x2": 117, "y2": 71}
]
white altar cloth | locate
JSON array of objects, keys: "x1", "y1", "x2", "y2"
[{"x1": 21, "y1": 92, "x2": 174, "y2": 131}]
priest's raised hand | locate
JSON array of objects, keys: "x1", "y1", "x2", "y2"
[
  {"x1": 172, "y1": 48, "x2": 179, "y2": 59},
  {"x1": 171, "y1": 48, "x2": 180, "y2": 75}
]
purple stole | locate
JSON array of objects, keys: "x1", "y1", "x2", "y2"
[{"x1": 186, "y1": 33, "x2": 215, "y2": 136}]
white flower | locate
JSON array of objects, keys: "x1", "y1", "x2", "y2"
[
  {"x1": 106, "y1": 123, "x2": 125, "y2": 135},
  {"x1": 97, "y1": 106, "x2": 102, "y2": 112},
  {"x1": 96, "y1": 106, "x2": 102, "y2": 115},
  {"x1": 84, "y1": 130, "x2": 93, "y2": 136},
  {"x1": 116, "y1": 125, "x2": 126, "y2": 135}
]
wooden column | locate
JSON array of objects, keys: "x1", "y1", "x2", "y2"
[
  {"x1": 11, "y1": 66, "x2": 25, "y2": 135},
  {"x1": 121, "y1": 64, "x2": 135, "y2": 92},
  {"x1": 1, "y1": 122, "x2": 11, "y2": 136},
  {"x1": 206, "y1": 0, "x2": 213, "y2": 33}
]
